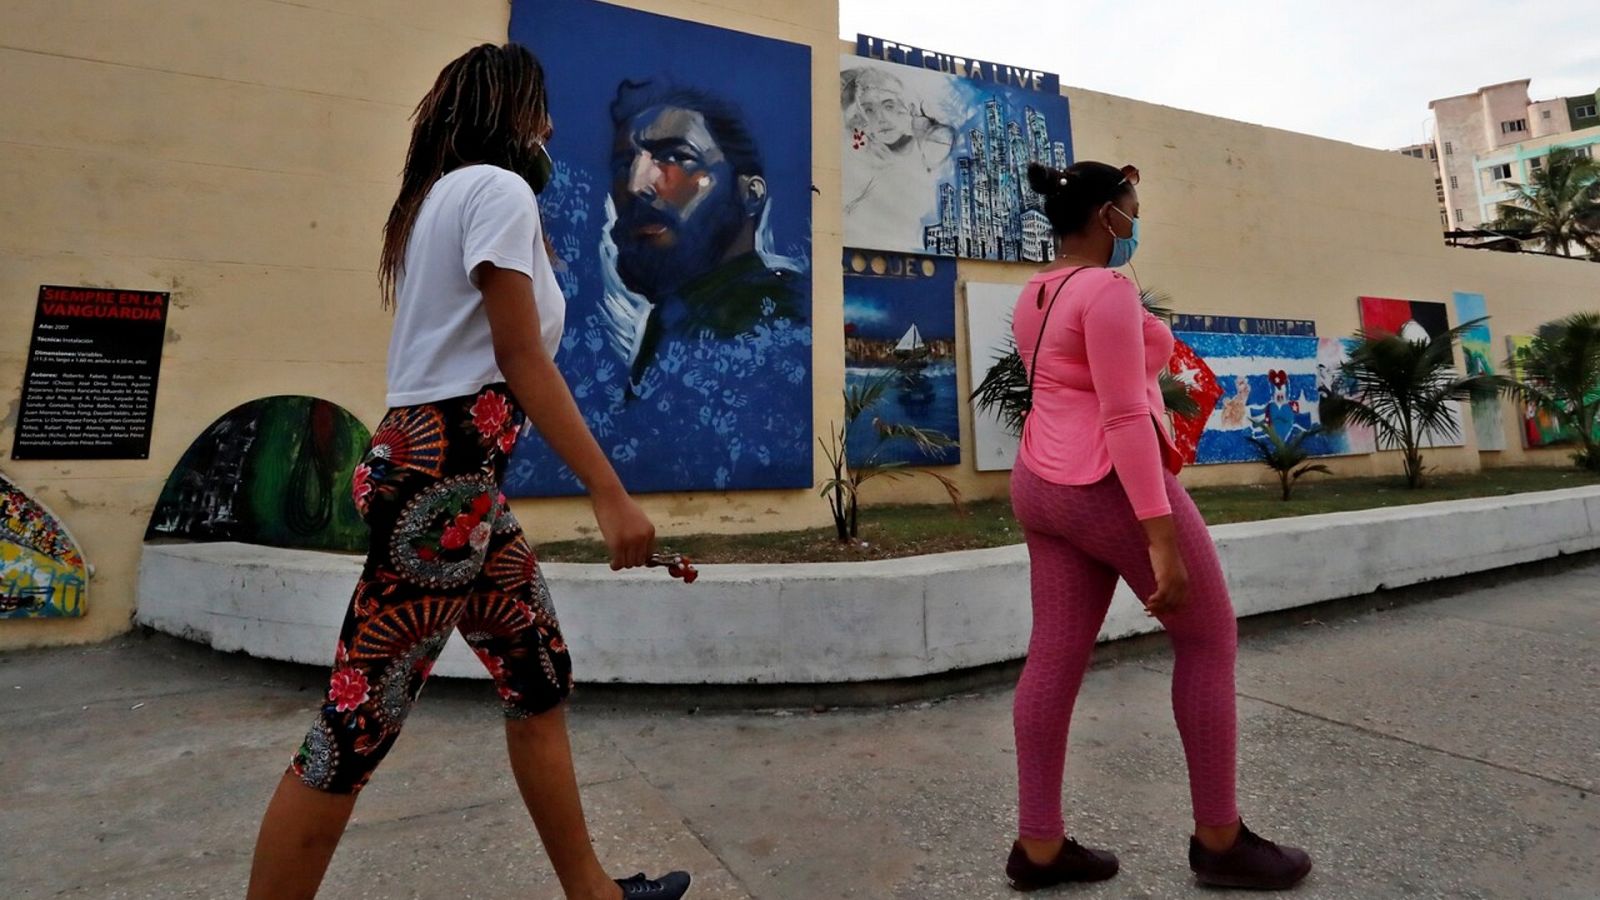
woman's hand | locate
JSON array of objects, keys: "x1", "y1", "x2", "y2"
[
  {"x1": 590, "y1": 486, "x2": 655, "y2": 570},
  {"x1": 1141, "y1": 517, "x2": 1189, "y2": 617},
  {"x1": 479, "y1": 263, "x2": 656, "y2": 571}
]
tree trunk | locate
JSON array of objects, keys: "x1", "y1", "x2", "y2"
[
  {"x1": 847, "y1": 490, "x2": 860, "y2": 540},
  {"x1": 1280, "y1": 471, "x2": 1292, "y2": 501},
  {"x1": 830, "y1": 486, "x2": 849, "y2": 542},
  {"x1": 1405, "y1": 450, "x2": 1425, "y2": 488}
]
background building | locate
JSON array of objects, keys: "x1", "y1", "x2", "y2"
[
  {"x1": 1398, "y1": 141, "x2": 1446, "y2": 227},
  {"x1": 1420, "y1": 79, "x2": 1600, "y2": 231}
]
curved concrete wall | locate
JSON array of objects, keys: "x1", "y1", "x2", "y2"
[{"x1": 136, "y1": 487, "x2": 1600, "y2": 684}]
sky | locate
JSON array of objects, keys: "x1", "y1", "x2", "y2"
[{"x1": 839, "y1": 0, "x2": 1600, "y2": 150}]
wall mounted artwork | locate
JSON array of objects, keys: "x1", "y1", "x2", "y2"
[
  {"x1": 504, "y1": 0, "x2": 813, "y2": 496},
  {"x1": 1170, "y1": 316, "x2": 1362, "y2": 464},
  {"x1": 1506, "y1": 335, "x2": 1578, "y2": 448},
  {"x1": 1452, "y1": 292, "x2": 1507, "y2": 451},
  {"x1": 842, "y1": 37, "x2": 1071, "y2": 261},
  {"x1": 1, "y1": 472, "x2": 88, "y2": 618},
  {"x1": 844, "y1": 251, "x2": 960, "y2": 467},
  {"x1": 146, "y1": 396, "x2": 370, "y2": 552},
  {"x1": 963, "y1": 281, "x2": 1024, "y2": 472},
  {"x1": 1315, "y1": 337, "x2": 1379, "y2": 456},
  {"x1": 1357, "y1": 296, "x2": 1463, "y2": 448},
  {"x1": 1166, "y1": 338, "x2": 1223, "y2": 465}
]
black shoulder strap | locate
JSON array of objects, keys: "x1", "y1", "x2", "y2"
[{"x1": 1026, "y1": 267, "x2": 1087, "y2": 411}]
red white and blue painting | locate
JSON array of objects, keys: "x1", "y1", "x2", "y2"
[{"x1": 1172, "y1": 316, "x2": 1370, "y2": 464}]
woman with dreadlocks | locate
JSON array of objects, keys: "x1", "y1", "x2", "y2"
[{"x1": 245, "y1": 44, "x2": 691, "y2": 900}]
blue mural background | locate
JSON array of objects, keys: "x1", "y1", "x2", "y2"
[
  {"x1": 843, "y1": 252, "x2": 960, "y2": 467},
  {"x1": 505, "y1": 0, "x2": 813, "y2": 495}
]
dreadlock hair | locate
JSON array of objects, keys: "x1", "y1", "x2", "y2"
[{"x1": 379, "y1": 43, "x2": 550, "y2": 309}]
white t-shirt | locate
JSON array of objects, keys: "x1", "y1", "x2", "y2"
[{"x1": 386, "y1": 164, "x2": 566, "y2": 407}]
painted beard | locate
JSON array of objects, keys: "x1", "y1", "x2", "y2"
[{"x1": 613, "y1": 196, "x2": 747, "y2": 299}]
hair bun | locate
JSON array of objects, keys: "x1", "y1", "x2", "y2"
[{"x1": 1027, "y1": 162, "x2": 1068, "y2": 197}]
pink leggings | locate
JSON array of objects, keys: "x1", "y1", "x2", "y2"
[{"x1": 1011, "y1": 461, "x2": 1240, "y2": 837}]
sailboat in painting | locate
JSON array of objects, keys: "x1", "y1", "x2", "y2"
[{"x1": 893, "y1": 323, "x2": 930, "y2": 366}]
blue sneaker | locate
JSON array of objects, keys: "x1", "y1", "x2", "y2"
[{"x1": 616, "y1": 871, "x2": 691, "y2": 899}]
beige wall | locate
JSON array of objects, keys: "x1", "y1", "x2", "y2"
[
  {"x1": 1530, "y1": 99, "x2": 1572, "y2": 138},
  {"x1": 4, "y1": 1, "x2": 1599, "y2": 650},
  {"x1": 0, "y1": 0, "x2": 845, "y2": 649}
]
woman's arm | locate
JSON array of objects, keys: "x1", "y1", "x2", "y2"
[
  {"x1": 1081, "y1": 274, "x2": 1187, "y2": 614},
  {"x1": 478, "y1": 263, "x2": 654, "y2": 570}
]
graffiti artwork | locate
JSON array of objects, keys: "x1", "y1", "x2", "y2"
[
  {"x1": 147, "y1": 396, "x2": 370, "y2": 552},
  {"x1": 1, "y1": 472, "x2": 88, "y2": 618}
]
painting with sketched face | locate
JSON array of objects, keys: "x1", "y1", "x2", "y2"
[
  {"x1": 505, "y1": 0, "x2": 813, "y2": 495},
  {"x1": 841, "y1": 54, "x2": 1071, "y2": 261}
]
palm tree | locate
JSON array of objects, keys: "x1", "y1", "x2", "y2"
[
  {"x1": 820, "y1": 366, "x2": 961, "y2": 542},
  {"x1": 1250, "y1": 420, "x2": 1331, "y2": 501},
  {"x1": 1505, "y1": 312, "x2": 1600, "y2": 471},
  {"x1": 971, "y1": 288, "x2": 1201, "y2": 434},
  {"x1": 1491, "y1": 147, "x2": 1600, "y2": 258},
  {"x1": 1321, "y1": 318, "x2": 1512, "y2": 488}
]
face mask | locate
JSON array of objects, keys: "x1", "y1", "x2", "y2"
[
  {"x1": 525, "y1": 142, "x2": 554, "y2": 195},
  {"x1": 1106, "y1": 206, "x2": 1139, "y2": 267}
]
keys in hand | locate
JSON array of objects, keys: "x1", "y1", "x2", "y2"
[{"x1": 646, "y1": 552, "x2": 699, "y2": 584}]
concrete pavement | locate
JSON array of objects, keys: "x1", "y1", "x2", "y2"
[{"x1": 3, "y1": 559, "x2": 1597, "y2": 899}]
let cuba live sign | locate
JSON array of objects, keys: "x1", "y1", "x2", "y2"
[{"x1": 12, "y1": 286, "x2": 170, "y2": 460}]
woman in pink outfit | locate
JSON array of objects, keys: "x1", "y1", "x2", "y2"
[{"x1": 1004, "y1": 161, "x2": 1312, "y2": 892}]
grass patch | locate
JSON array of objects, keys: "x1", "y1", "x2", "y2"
[{"x1": 536, "y1": 466, "x2": 1600, "y2": 565}]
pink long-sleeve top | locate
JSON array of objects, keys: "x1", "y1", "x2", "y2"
[{"x1": 1013, "y1": 267, "x2": 1183, "y2": 520}]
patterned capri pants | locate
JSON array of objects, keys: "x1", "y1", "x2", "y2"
[{"x1": 291, "y1": 383, "x2": 572, "y2": 795}]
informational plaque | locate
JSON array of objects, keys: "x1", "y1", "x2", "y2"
[{"x1": 11, "y1": 286, "x2": 170, "y2": 460}]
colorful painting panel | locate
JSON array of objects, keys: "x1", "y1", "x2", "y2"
[
  {"x1": 1357, "y1": 296, "x2": 1464, "y2": 448},
  {"x1": 840, "y1": 51, "x2": 1071, "y2": 261},
  {"x1": 2, "y1": 472, "x2": 88, "y2": 618},
  {"x1": 1174, "y1": 318, "x2": 1364, "y2": 465},
  {"x1": 504, "y1": 0, "x2": 814, "y2": 496},
  {"x1": 844, "y1": 251, "x2": 960, "y2": 467},
  {"x1": 1316, "y1": 337, "x2": 1378, "y2": 456},
  {"x1": 147, "y1": 396, "x2": 371, "y2": 552},
  {"x1": 963, "y1": 281, "x2": 1024, "y2": 472},
  {"x1": 1507, "y1": 335, "x2": 1578, "y2": 448},
  {"x1": 1453, "y1": 292, "x2": 1507, "y2": 451},
  {"x1": 1166, "y1": 338, "x2": 1223, "y2": 465}
]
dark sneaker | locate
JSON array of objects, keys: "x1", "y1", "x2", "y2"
[
  {"x1": 1189, "y1": 823, "x2": 1312, "y2": 890},
  {"x1": 616, "y1": 871, "x2": 691, "y2": 899},
  {"x1": 1006, "y1": 838, "x2": 1120, "y2": 891}
]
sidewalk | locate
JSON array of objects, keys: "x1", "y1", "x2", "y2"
[{"x1": 3, "y1": 561, "x2": 1596, "y2": 899}]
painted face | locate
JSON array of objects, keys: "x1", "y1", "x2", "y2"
[
  {"x1": 610, "y1": 105, "x2": 748, "y2": 297},
  {"x1": 855, "y1": 86, "x2": 913, "y2": 146}
]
